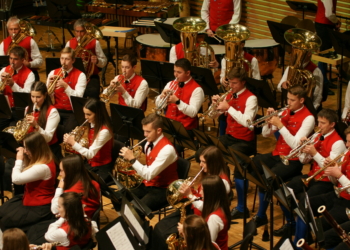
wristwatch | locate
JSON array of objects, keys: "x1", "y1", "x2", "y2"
[
  {"x1": 130, "y1": 158, "x2": 136, "y2": 164},
  {"x1": 175, "y1": 99, "x2": 181, "y2": 105}
]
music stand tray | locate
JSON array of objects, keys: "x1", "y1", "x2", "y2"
[
  {"x1": 190, "y1": 66, "x2": 219, "y2": 96},
  {"x1": 140, "y1": 60, "x2": 174, "y2": 92},
  {"x1": 13, "y1": 92, "x2": 30, "y2": 120},
  {"x1": 207, "y1": 134, "x2": 235, "y2": 165},
  {"x1": 192, "y1": 128, "x2": 212, "y2": 147},
  {"x1": 246, "y1": 77, "x2": 278, "y2": 109},
  {"x1": 70, "y1": 96, "x2": 88, "y2": 125},
  {"x1": 46, "y1": 57, "x2": 85, "y2": 76},
  {"x1": 154, "y1": 21, "x2": 181, "y2": 46},
  {"x1": 0, "y1": 94, "x2": 11, "y2": 119},
  {"x1": 0, "y1": 56, "x2": 9, "y2": 69},
  {"x1": 286, "y1": 1, "x2": 317, "y2": 19}
]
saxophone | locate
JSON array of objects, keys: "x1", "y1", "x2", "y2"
[
  {"x1": 61, "y1": 120, "x2": 90, "y2": 157},
  {"x1": 198, "y1": 88, "x2": 232, "y2": 121}
]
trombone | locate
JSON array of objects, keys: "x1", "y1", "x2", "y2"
[
  {"x1": 246, "y1": 105, "x2": 289, "y2": 131},
  {"x1": 153, "y1": 79, "x2": 179, "y2": 115}
]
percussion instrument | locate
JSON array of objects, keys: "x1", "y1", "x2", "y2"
[{"x1": 136, "y1": 34, "x2": 171, "y2": 62}]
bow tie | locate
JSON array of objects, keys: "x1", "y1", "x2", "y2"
[
  {"x1": 320, "y1": 135, "x2": 324, "y2": 141},
  {"x1": 125, "y1": 80, "x2": 130, "y2": 84},
  {"x1": 179, "y1": 82, "x2": 185, "y2": 88},
  {"x1": 146, "y1": 142, "x2": 154, "y2": 153},
  {"x1": 290, "y1": 111, "x2": 295, "y2": 116},
  {"x1": 233, "y1": 93, "x2": 238, "y2": 99}
]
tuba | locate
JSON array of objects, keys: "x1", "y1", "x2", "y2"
[
  {"x1": 61, "y1": 120, "x2": 90, "y2": 157},
  {"x1": 8, "y1": 20, "x2": 36, "y2": 55},
  {"x1": 75, "y1": 22, "x2": 103, "y2": 81},
  {"x1": 284, "y1": 28, "x2": 322, "y2": 98}
]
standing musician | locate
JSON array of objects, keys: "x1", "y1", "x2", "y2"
[
  {"x1": 155, "y1": 58, "x2": 204, "y2": 131},
  {"x1": 66, "y1": 19, "x2": 107, "y2": 100},
  {"x1": 247, "y1": 85, "x2": 315, "y2": 229},
  {"x1": 46, "y1": 47, "x2": 87, "y2": 134},
  {"x1": 119, "y1": 113, "x2": 178, "y2": 211},
  {"x1": 0, "y1": 16, "x2": 43, "y2": 81},
  {"x1": 63, "y1": 98, "x2": 113, "y2": 182}
]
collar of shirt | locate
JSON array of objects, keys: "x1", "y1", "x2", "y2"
[
  {"x1": 146, "y1": 134, "x2": 164, "y2": 150},
  {"x1": 302, "y1": 60, "x2": 310, "y2": 69},
  {"x1": 292, "y1": 105, "x2": 304, "y2": 114},
  {"x1": 322, "y1": 129, "x2": 335, "y2": 139},
  {"x1": 66, "y1": 67, "x2": 74, "y2": 74},
  {"x1": 90, "y1": 123, "x2": 95, "y2": 128},
  {"x1": 126, "y1": 73, "x2": 135, "y2": 82},
  {"x1": 235, "y1": 87, "x2": 246, "y2": 97},
  {"x1": 15, "y1": 65, "x2": 23, "y2": 74},
  {"x1": 182, "y1": 77, "x2": 192, "y2": 85}
]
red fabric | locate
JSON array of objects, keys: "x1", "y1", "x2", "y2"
[
  {"x1": 3, "y1": 36, "x2": 32, "y2": 63},
  {"x1": 56, "y1": 220, "x2": 91, "y2": 250},
  {"x1": 64, "y1": 180, "x2": 100, "y2": 218},
  {"x1": 243, "y1": 52, "x2": 254, "y2": 73},
  {"x1": 166, "y1": 79, "x2": 200, "y2": 130},
  {"x1": 53, "y1": 67, "x2": 82, "y2": 111},
  {"x1": 226, "y1": 89, "x2": 255, "y2": 141},
  {"x1": 23, "y1": 160, "x2": 56, "y2": 206},
  {"x1": 144, "y1": 136, "x2": 178, "y2": 188},
  {"x1": 315, "y1": 0, "x2": 337, "y2": 25},
  {"x1": 304, "y1": 61, "x2": 318, "y2": 73},
  {"x1": 118, "y1": 74, "x2": 147, "y2": 112},
  {"x1": 87, "y1": 126, "x2": 113, "y2": 167},
  {"x1": 338, "y1": 151, "x2": 350, "y2": 200},
  {"x1": 209, "y1": 0, "x2": 234, "y2": 31},
  {"x1": 175, "y1": 43, "x2": 185, "y2": 60},
  {"x1": 272, "y1": 106, "x2": 313, "y2": 159},
  {"x1": 308, "y1": 130, "x2": 343, "y2": 182},
  {"x1": 206, "y1": 208, "x2": 228, "y2": 250}
]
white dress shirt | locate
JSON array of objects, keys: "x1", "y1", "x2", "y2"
[
  {"x1": 207, "y1": 213, "x2": 224, "y2": 242},
  {"x1": 220, "y1": 55, "x2": 261, "y2": 82},
  {"x1": 321, "y1": 0, "x2": 338, "y2": 24},
  {"x1": 201, "y1": 0, "x2": 241, "y2": 31},
  {"x1": 169, "y1": 46, "x2": 214, "y2": 64},
  {"x1": 103, "y1": 73, "x2": 149, "y2": 109},
  {"x1": 46, "y1": 67, "x2": 87, "y2": 98},
  {"x1": 341, "y1": 80, "x2": 350, "y2": 119},
  {"x1": 51, "y1": 187, "x2": 64, "y2": 214},
  {"x1": 277, "y1": 64, "x2": 323, "y2": 109},
  {"x1": 0, "y1": 66, "x2": 35, "y2": 93},
  {"x1": 72, "y1": 124, "x2": 113, "y2": 160},
  {"x1": 66, "y1": 40, "x2": 107, "y2": 68},
  {"x1": 155, "y1": 78, "x2": 204, "y2": 118},
  {"x1": 132, "y1": 134, "x2": 177, "y2": 181},
  {"x1": 12, "y1": 160, "x2": 52, "y2": 185}
]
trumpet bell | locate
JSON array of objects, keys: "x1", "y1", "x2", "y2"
[
  {"x1": 280, "y1": 156, "x2": 289, "y2": 166},
  {"x1": 173, "y1": 17, "x2": 206, "y2": 33},
  {"x1": 215, "y1": 24, "x2": 250, "y2": 42}
]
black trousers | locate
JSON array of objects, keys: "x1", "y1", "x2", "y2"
[
  {"x1": 323, "y1": 220, "x2": 350, "y2": 249},
  {"x1": 84, "y1": 75, "x2": 101, "y2": 100},
  {"x1": 57, "y1": 110, "x2": 78, "y2": 135},
  {"x1": 85, "y1": 161, "x2": 113, "y2": 183},
  {"x1": 26, "y1": 218, "x2": 56, "y2": 245},
  {"x1": 130, "y1": 183, "x2": 168, "y2": 212}
]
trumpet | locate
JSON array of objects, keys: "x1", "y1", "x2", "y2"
[
  {"x1": 301, "y1": 149, "x2": 350, "y2": 186},
  {"x1": 153, "y1": 79, "x2": 179, "y2": 115},
  {"x1": 334, "y1": 184, "x2": 350, "y2": 198},
  {"x1": 48, "y1": 67, "x2": 66, "y2": 104},
  {"x1": 0, "y1": 63, "x2": 15, "y2": 92},
  {"x1": 100, "y1": 73, "x2": 125, "y2": 103},
  {"x1": 280, "y1": 128, "x2": 321, "y2": 166},
  {"x1": 246, "y1": 105, "x2": 289, "y2": 131}
]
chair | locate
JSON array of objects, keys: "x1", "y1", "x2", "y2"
[{"x1": 239, "y1": 220, "x2": 256, "y2": 250}]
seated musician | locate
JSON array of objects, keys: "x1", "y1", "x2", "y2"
[
  {"x1": 213, "y1": 67, "x2": 257, "y2": 219},
  {"x1": 277, "y1": 51, "x2": 323, "y2": 110},
  {"x1": 275, "y1": 108, "x2": 345, "y2": 237},
  {"x1": 0, "y1": 16, "x2": 43, "y2": 81},
  {"x1": 119, "y1": 113, "x2": 178, "y2": 211},
  {"x1": 63, "y1": 98, "x2": 113, "y2": 182},
  {"x1": 341, "y1": 80, "x2": 350, "y2": 123},
  {"x1": 155, "y1": 58, "x2": 204, "y2": 131},
  {"x1": 247, "y1": 85, "x2": 315, "y2": 229},
  {"x1": 46, "y1": 47, "x2": 87, "y2": 134},
  {"x1": 66, "y1": 19, "x2": 107, "y2": 100}
]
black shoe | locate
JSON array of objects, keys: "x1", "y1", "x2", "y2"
[
  {"x1": 231, "y1": 207, "x2": 250, "y2": 220},
  {"x1": 328, "y1": 90, "x2": 335, "y2": 95},
  {"x1": 329, "y1": 83, "x2": 338, "y2": 89},
  {"x1": 273, "y1": 224, "x2": 296, "y2": 237},
  {"x1": 250, "y1": 215, "x2": 268, "y2": 228}
]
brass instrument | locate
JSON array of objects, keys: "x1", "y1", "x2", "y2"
[
  {"x1": 8, "y1": 20, "x2": 36, "y2": 55},
  {"x1": 198, "y1": 88, "x2": 233, "y2": 121},
  {"x1": 284, "y1": 28, "x2": 322, "y2": 98},
  {"x1": 100, "y1": 74, "x2": 125, "y2": 103},
  {"x1": 246, "y1": 105, "x2": 289, "y2": 131},
  {"x1": 30, "y1": 242, "x2": 61, "y2": 250},
  {"x1": 48, "y1": 67, "x2": 65, "y2": 104},
  {"x1": 334, "y1": 184, "x2": 350, "y2": 198},
  {"x1": 343, "y1": 111, "x2": 350, "y2": 125},
  {"x1": 115, "y1": 138, "x2": 148, "y2": 189},
  {"x1": 75, "y1": 22, "x2": 103, "y2": 81},
  {"x1": 153, "y1": 79, "x2": 179, "y2": 115},
  {"x1": 61, "y1": 119, "x2": 89, "y2": 157},
  {"x1": 0, "y1": 63, "x2": 15, "y2": 92},
  {"x1": 301, "y1": 149, "x2": 350, "y2": 186},
  {"x1": 280, "y1": 128, "x2": 321, "y2": 166},
  {"x1": 296, "y1": 239, "x2": 314, "y2": 250}
]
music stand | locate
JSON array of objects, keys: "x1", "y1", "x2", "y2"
[
  {"x1": 154, "y1": 21, "x2": 181, "y2": 46},
  {"x1": 13, "y1": 92, "x2": 30, "y2": 120},
  {"x1": 0, "y1": 94, "x2": 11, "y2": 119},
  {"x1": 190, "y1": 66, "x2": 219, "y2": 96},
  {"x1": 286, "y1": 1, "x2": 317, "y2": 20},
  {"x1": 45, "y1": 57, "x2": 85, "y2": 76},
  {"x1": 246, "y1": 77, "x2": 278, "y2": 109},
  {"x1": 207, "y1": 134, "x2": 235, "y2": 165},
  {"x1": 70, "y1": 96, "x2": 88, "y2": 125},
  {"x1": 140, "y1": 60, "x2": 174, "y2": 93},
  {"x1": 192, "y1": 128, "x2": 212, "y2": 148},
  {"x1": 0, "y1": 56, "x2": 9, "y2": 69}
]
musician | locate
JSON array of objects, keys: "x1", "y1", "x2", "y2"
[
  {"x1": 102, "y1": 54, "x2": 149, "y2": 111},
  {"x1": 119, "y1": 113, "x2": 178, "y2": 211},
  {"x1": 63, "y1": 98, "x2": 113, "y2": 182},
  {"x1": 1, "y1": 228, "x2": 52, "y2": 250},
  {"x1": 66, "y1": 19, "x2": 107, "y2": 99},
  {"x1": 46, "y1": 47, "x2": 87, "y2": 134},
  {"x1": 155, "y1": 58, "x2": 204, "y2": 130},
  {"x1": 0, "y1": 16, "x2": 43, "y2": 81},
  {"x1": 0, "y1": 132, "x2": 56, "y2": 231},
  {"x1": 341, "y1": 80, "x2": 350, "y2": 122},
  {"x1": 277, "y1": 51, "x2": 323, "y2": 110}
]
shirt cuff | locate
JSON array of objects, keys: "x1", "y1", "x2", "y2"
[{"x1": 313, "y1": 152, "x2": 323, "y2": 164}]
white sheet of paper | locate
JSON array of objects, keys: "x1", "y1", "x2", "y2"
[
  {"x1": 280, "y1": 238, "x2": 294, "y2": 250},
  {"x1": 106, "y1": 222, "x2": 134, "y2": 250},
  {"x1": 124, "y1": 204, "x2": 149, "y2": 244}
]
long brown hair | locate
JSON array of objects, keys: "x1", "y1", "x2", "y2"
[
  {"x1": 23, "y1": 132, "x2": 53, "y2": 171},
  {"x1": 183, "y1": 215, "x2": 216, "y2": 250},
  {"x1": 2, "y1": 228, "x2": 30, "y2": 250},
  {"x1": 200, "y1": 146, "x2": 230, "y2": 179},
  {"x1": 201, "y1": 175, "x2": 231, "y2": 230}
]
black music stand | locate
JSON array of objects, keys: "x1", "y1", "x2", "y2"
[
  {"x1": 246, "y1": 77, "x2": 278, "y2": 109},
  {"x1": 45, "y1": 57, "x2": 85, "y2": 76},
  {"x1": 0, "y1": 56, "x2": 9, "y2": 69},
  {"x1": 190, "y1": 66, "x2": 219, "y2": 96},
  {"x1": 13, "y1": 92, "x2": 30, "y2": 120},
  {"x1": 70, "y1": 96, "x2": 88, "y2": 125},
  {"x1": 110, "y1": 104, "x2": 145, "y2": 146},
  {"x1": 206, "y1": 134, "x2": 234, "y2": 165},
  {"x1": 154, "y1": 21, "x2": 181, "y2": 46},
  {"x1": 192, "y1": 128, "x2": 212, "y2": 148},
  {"x1": 140, "y1": 60, "x2": 174, "y2": 93},
  {"x1": 0, "y1": 94, "x2": 11, "y2": 119},
  {"x1": 286, "y1": 1, "x2": 317, "y2": 20}
]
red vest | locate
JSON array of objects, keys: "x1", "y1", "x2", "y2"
[
  {"x1": 3, "y1": 36, "x2": 33, "y2": 63},
  {"x1": 226, "y1": 89, "x2": 255, "y2": 141},
  {"x1": 3, "y1": 65, "x2": 32, "y2": 107},
  {"x1": 243, "y1": 52, "x2": 254, "y2": 73},
  {"x1": 272, "y1": 106, "x2": 313, "y2": 159},
  {"x1": 88, "y1": 126, "x2": 113, "y2": 167},
  {"x1": 315, "y1": 0, "x2": 337, "y2": 26},
  {"x1": 175, "y1": 43, "x2": 185, "y2": 60},
  {"x1": 209, "y1": 0, "x2": 234, "y2": 31},
  {"x1": 23, "y1": 160, "x2": 56, "y2": 206},
  {"x1": 53, "y1": 67, "x2": 82, "y2": 111},
  {"x1": 166, "y1": 79, "x2": 201, "y2": 130},
  {"x1": 57, "y1": 220, "x2": 91, "y2": 250},
  {"x1": 144, "y1": 136, "x2": 178, "y2": 188},
  {"x1": 304, "y1": 61, "x2": 318, "y2": 73},
  {"x1": 308, "y1": 130, "x2": 343, "y2": 182},
  {"x1": 337, "y1": 151, "x2": 350, "y2": 200},
  {"x1": 118, "y1": 74, "x2": 147, "y2": 112},
  {"x1": 64, "y1": 180, "x2": 101, "y2": 218},
  {"x1": 206, "y1": 208, "x2": 228, "y2": 250}
]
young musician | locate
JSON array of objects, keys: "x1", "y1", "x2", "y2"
[
  {"x1": 155, "y1": 58, "x2": 204, "y2": 130},
  {"x1": 341, "y1": 80, "x2": 350, "y2": 123},
  {"x1": 247, "y1": 85, "x2": 315, "y2": 228},
  {"x1": 120, "y1": 113, "x2": 178, "y2": 211},
  {"x1": 63, "y1": 98, "x2": 113, "y2": 182},
  {"x1": 102, "y1": 54, "x2": 149, "y2": 111},
  {"x1": 46, "y1": 47, "x2": 87, "y2": 134},
  {"x1": 66, "y1": 19, "x2": 107, "y2": 99},
  {"x1": 44, "y1": 192, "x2": 98, "y2": 249},
  {"x1": 0, "y1": 132, "x2": 56, "y2": 231},
  {"x1": 0, "y1": 16, "x2": 43, "y2": 81}
]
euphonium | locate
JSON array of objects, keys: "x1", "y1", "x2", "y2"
[
  {"x1": 246, "y1": 105, "x2": 289, "y2": 131},
  {"x1": 284, "y1": 28, "x2": 322, "y2": 98},
  {"x1": 0, "y1": 63, "x2": 15, "y2": 92},
  {"x1": 115, "y1": 138, "x2": 147, "y2": 190},
  {"x1": 61, "y1": 119, "x2": 89, "y2": 157},
  {"x1": 8, "y1": 20, "x2": 36, "y2": 54},
  {"x1": 153, "y1": 79, "x2": 179, "y2": 115},
  {"x1": 48, "y1": 67, "x2": 66, "y2": 105},
  {"x1": 100, "y1": 73, "x2": 125, "y2": 103}
]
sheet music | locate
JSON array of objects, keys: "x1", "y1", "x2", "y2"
[
  {"x1": 106, "y1": 222, "x2": 134, "y2": 250},
  {"x1": 280, "y1": 238, "x2": 294, "y2": 250},
  {"x1": 124, "y1": 204, "x2": 149, "y2": 244}
]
